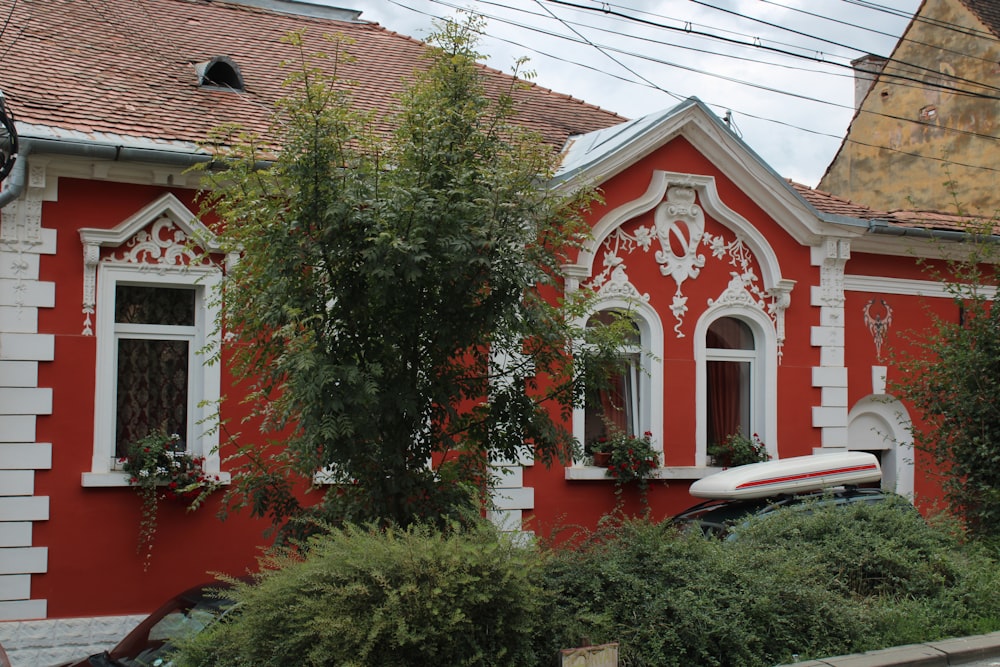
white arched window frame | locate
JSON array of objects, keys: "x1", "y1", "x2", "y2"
[
  {"x1": 694, "y1": 306, "x2": 778, "y2": 466},
  {"x1": 572, "y1": 297, "x2": 664, "y2": 466}
]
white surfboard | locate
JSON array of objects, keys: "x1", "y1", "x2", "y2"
[{"x1": 690, "y1": 452, "x2": 881, "y2": 500}]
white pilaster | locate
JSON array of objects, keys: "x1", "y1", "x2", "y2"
[{"x1": 809, "y1": 239, "x2": 851, "y2": 452}]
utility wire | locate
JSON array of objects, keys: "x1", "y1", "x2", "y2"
[
  {"x1": 390, "y1": 0, "x2": 1000, "y2": 175},
  {"x1": 451, "y1": 0, "x2": 1000, "y2": 144},
  {"x1": 686, "y1": 0, "x2": 1000, "y2": 97},
  {"x1": 544, "y1": 0, "x2": 1000, "y2": 100},
  {"x1": 762, "y1": 0, "x2": 1000, "y2": 73},
  {"x1": 531, "y1": 0, "x2": 685, "y2": 102}
]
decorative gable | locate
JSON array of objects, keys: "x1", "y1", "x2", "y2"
[
  {"x1": 569, "y1": 171, "x2": 795, "y2": 350},
  {"x1": 78, "y1": 193, "x2": 228, "y2": 335}
]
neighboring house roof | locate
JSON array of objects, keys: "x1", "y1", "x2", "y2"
[
  {"x1": 0, "y1": 0, "x2": 624, "y2": 153},
  {"x1": 958, "y1": 0, "x2": 1000, "y2": 35}
]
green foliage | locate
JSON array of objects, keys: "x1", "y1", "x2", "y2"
[
  {"x1": 707, "y1": 431, "x2": 770, "y2": 468},
  {"x1": 891, "y1": 216, "x2": 1000, "y2": 538},
  {"x1": 173, "y1": 504, "x2": 1000, "y2": 666},
  {"x1": 538, "y1": 518, "x2": 877, "y2": 666},
  {"x1": 195, "y1": 20, "x2": 624, "y2": 532},
  {"x1": 604, "y1": 428, "x2": 659, "y2": 486},
  {"x1": 174, "y1": 522, "x2": 545, "y2": 667},
  {"x1": 538, "y1": 501, "x2": 1000, "y2": 666},
  {"x1": 120, "y1": 428, "x2": 220, "y2": 568}
]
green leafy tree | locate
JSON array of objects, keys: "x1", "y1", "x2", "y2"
[
  {"x1": 197, "y1": 20, "x2": 627, "y2": 535},
  {"x1": 892, "y1": 215, "x2": 1000, "y2": 539}
]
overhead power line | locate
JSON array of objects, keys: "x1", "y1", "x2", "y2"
[{"x1": 544, "y1": 0, "x2": 1000, "y2": 100}]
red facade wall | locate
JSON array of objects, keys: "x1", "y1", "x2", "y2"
[{"x1": 32, "y1": 178, "x2": 269, "y2": 618}]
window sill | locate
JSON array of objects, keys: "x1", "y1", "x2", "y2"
[
  {"x1": 81, "y1": 471, "x2": 232, "y2": 488},
  {"x1": 564, "y1": 465, "x2": 723, "y2": 481}
]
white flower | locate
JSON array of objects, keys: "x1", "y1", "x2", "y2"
[
  {"x1": 156, "y1": 467, "x2": 168, "y2": 476},
  {"x1": 138, "y1": 469, "x2": 150, "y2": 478}
]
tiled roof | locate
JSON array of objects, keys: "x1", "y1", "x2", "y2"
[
  {"x1": 959, "y1": 0, "x2": 1000, "y2": 37},
  {"x1": 790, "y1": 181, "x2": 1000, "y2": 234},
  {"x1": 788, "y1": 181, "x2": 889, "y2": 220},
  {"x1": 0, "y1": 0, "x2": 625, "y2": 150}
]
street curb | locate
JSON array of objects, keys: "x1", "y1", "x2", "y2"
[{"x1": 779, "y1": 631, "x2": 1000, "y2": 666}]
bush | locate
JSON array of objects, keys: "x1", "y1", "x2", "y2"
[
  {"x1": 538, "y1": 518, "x2": 879, "y2": 666},
  {"x1": 175, "y1": 522, "x2": 545, "y2": 667},
  {"x1": 538, "y1": 501, "x2": 1000, "y2": 666},
  {"x1": 177, "y1": 504, "x2": 1000, "y2": 666}
]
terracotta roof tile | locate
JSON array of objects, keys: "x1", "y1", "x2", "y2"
[
  {"x1": 0, "y1": 0, "x2": 625, "y2": 149},
  {"x1": 788, "y1": 181, "x2": 889, "y2": 219},
  {"x1": 789, "y1": 180, "x2": 1000, "y2": 234},
  {"x1": 959, "y1": 0, "x2": 1000, "y2": 37}
]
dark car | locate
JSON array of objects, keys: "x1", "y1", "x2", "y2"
[
  {"x1": 672, "y1": 486, "x2": 908, "y2": 538},
  {"x1": 52, "y1": 582, "x2": 235, "y2": 667}
]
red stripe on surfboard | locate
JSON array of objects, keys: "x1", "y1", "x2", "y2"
[{"x1": 734, "y1": 464, "x2": 879, "y2": 490}]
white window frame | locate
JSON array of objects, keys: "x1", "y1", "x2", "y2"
[
  {"x1": 572, "y1": 298, "x2": 664, "y2": 467},
  {"x1": 694, "y1": 308, "x2": 778, "y2": 466},
  {"x1": 83, "y1": 263, "x2": 223, "y2": 487}
]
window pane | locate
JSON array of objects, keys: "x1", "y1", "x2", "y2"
[
  {"x1": 116, "y1": 285, "x2": 195, "y2": 326},
  {"x1": 707, "y1": 317, "x2": 754, "y2": 350},
  {"x1": 706, "y1": 360, "x2": 750, "y2": 446},
  {"x1": 585, "y1": 353, "x2": 640, "y2": 445},
  {"x1": 115, "y1": 338, "x2": 189, "y2": 457}
]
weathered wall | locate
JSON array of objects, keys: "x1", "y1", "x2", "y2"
[{"x1": 820, "y1": 0, "x2": 1000, "y2": 215}]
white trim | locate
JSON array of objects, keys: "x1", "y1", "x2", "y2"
[
  {"x1": 694, "y1": 306, "x2": 779, "y2": 465},
  {"x1": 844, "y1": 274, "x2": 997, "y2": 299},
  {"x1": 550, "y1": 100, "x2": 841, "y2": 247},
  {"x1": 573, "y1": 171, "x2": 788, "y2": 293},
  {"x1": 90, "y1": 264, "x2": 222, "y2": 476},
  {"x1": 847, "y1": 395, "x2": 915, "y2": 498},
  {"x1": 565, "y1": 465, "x2": 724, "y2": 481},
  {"x1": 571, "y1": 296, "x2": 665, "y2": 463}
]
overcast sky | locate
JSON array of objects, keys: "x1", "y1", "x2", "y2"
[{"x1": 329, "y1": 0, "x2": 922, "y2": 187}]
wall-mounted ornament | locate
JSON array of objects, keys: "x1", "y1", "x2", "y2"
[
  {"x1": 585, "y1": 183, "x2": 786, "y2": 342},
  {"x1": 653, "y1": 186, "x2": 705, "y2": 287},
  {"x1": 863, "y1": 298, "x2": 893, "y2": 361}
]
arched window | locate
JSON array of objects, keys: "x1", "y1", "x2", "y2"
[
  {"x1": 584, "y1": 311, "x2": 643, "y2": 444},
  {"x1": 705, "y1": 316, "x2": 759, "y2": 448}
]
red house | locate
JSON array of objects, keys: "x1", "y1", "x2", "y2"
[{"x1": 0, "y1": 0, "x2": 980, "y2": 663}]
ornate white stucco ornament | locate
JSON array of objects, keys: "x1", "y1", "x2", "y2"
[{"x1": 653, "y1": 186, "x2": 705, "y2": 287}]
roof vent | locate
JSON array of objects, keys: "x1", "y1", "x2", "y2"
[{"x1": 196, "y1": 57, "x2": 244, "y2": 91}]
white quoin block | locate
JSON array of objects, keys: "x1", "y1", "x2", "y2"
[
  {"x1": 0, "y1": 361, "x2": 38, "y2": 387},
  {"x1": 0, "y1": 333, "x2": 54, "y2": 361},
  {"x1": 0, "y1": 547, "x2": 47, "y2": 575},
  {"x1": 811, "y1": 366, "x2": 847, "y2": 388},
  {"x1": 0, "y1": 522, "x2": 32, "y2": 547},
  {"x1": 872, "y1": 366, "x2": 888, "y2": 395},
  {"x1": 0, "y1": 387, "x2": 52, "y2": 416},
  {"x1": 0, "y1": 443, "x2": 52, "y2": 469}
]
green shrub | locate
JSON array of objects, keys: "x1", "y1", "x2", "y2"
[
  {"x1": 537, "y1": 518, "x2": 879, "y2": 666},
  {"x1": 175, "y1": 522, "x2": 544, "y2": 667},
  {"x1": 177, "y1": 503, "x2": 1000, "y2": 666},
  {"x1": 538, "y1": 502, "x2": 1000, "y2": 666}
]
